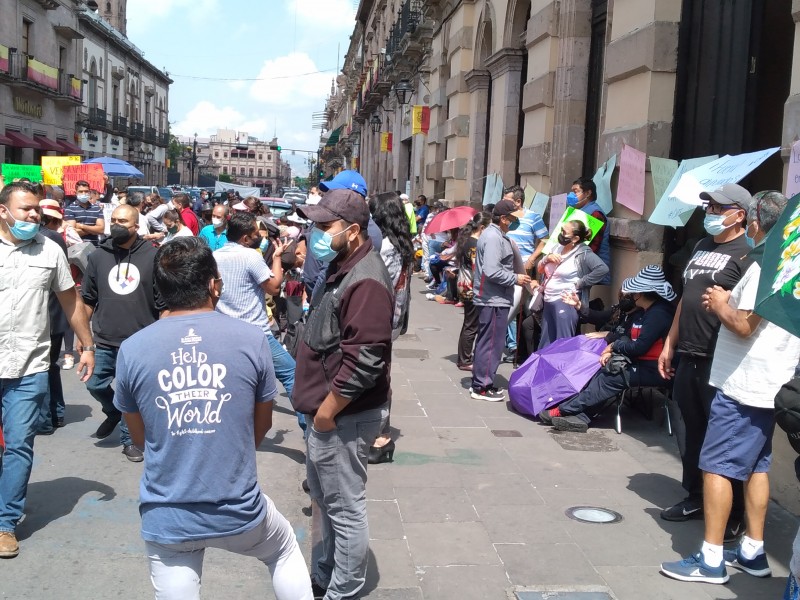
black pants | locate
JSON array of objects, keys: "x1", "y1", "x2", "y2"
[
  {"x1": 673, "y1": 355, "x2": 744, "y2": 516},
  {"x1": 457, "y1": 300, "x2": 479, "y2": 367}
]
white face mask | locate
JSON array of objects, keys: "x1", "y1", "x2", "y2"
[{"x1": 212, "y1": 217, "x2": 224, "y2": 227}]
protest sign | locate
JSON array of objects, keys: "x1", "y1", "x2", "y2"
[
  {"x1": 1, "y1": 163, "x2": 42, "y2": 182},
  {"x1": 523, "y1": 183, "x2": 536, "y2": 209},
  {"x1": 41, "y1": 155, "x2": 81, "y2": 185},
  {"x1": 786, "y1": 140, "x2": 800, "y2": 199},
  {"x1": 62, "y1": 163, "x2": 104, "y2": 195},
  {"x1": 531, "y1": 192, "x2": 550, "y2": 218},
  {"x1": 649, "y1": 157, "x2": 679, "y2": 208},
  {"x1": 649, "y1": 155, "x2": 718, "y2": 228},
  {"x1": 482, "y1": 173, "x2": 503, "y2": 206},
  {"x1": 616, "y1": 144, "x2": 647, "y2": 214},
  {"x1": 592, "y1": 153, "x2": 617, "y2": 214},
  {"x1": 548, "y1": 193, "x2": 567, "y2": 233},
  {"x1": 542, "y1": 206, "x2": 604, "y2": 254}
]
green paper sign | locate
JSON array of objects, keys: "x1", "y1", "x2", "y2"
[
  {"x1": 2, "y1": 163, "x2": 43, "y2": 183},
  {"x1": 541, "y1": 206, "x2": 604, "y2": 254}
]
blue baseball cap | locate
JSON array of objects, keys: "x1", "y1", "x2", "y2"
[{"x1": 319, "y1": 170, "x2": 367, "y2": 197}]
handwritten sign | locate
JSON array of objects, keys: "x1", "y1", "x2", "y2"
[
  {"x1": 523, "y1": 183, "x2": 536, "y2": 209},
  {"x1": 542, "y1": 206, "x2": 604, "y2": 254},
  {"x1": 548, "y1": 193, "x2": 568, "y2": 233},
  {"x1": 62, "y1": 163, "x2": 105, "y2": 195},
  {"x1": 41, "y1": 155, "x2": 81, "y2": 185},
  {"x1": 649, "y1": 155, "x2": 718, "y2": 228},
  {"x1": 592, "y1": 153, "x2": 617, "y2": 214},
  {"x1": 616, "y1": 144, "x2": 646, "y2": 214},
  {"x1": 482, "y1": 173, "x2": 503, "y2": 206},
  {"x1": 786, "y1": 140, "x2": 800, "y2": 199},
  {"x1": 1, "y1": 163, "x2": 43, "y2": 182},
  {"x1": 649, "y1": 157, "x2": 679, "y2": 208},
  {"x1": 531, "y1": 192, "x2": 550, "y2": 219}
]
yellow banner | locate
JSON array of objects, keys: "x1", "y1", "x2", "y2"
[
  {"x1": 380, "y1": 132, "x2": 392, "y2": 152},
  {"x1": 41, "y1": 155, "x2": 81, "y2": 185},
  {"x1": 411, "y1": 105, "x2": 430, "y2": 135}
]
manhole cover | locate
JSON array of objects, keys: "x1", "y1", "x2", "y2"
[
  {"x1": 418, "y1": 326, "x2": 441, "y2": 331},
  {"x1": 565, "y1": 506, "x2": 623, "y2": 524},
  {"x1": 516, "y1": 593, "x2": 613, "y2": 600},
  {"x1": 549, "y1": 430, "x2": 618, "y2": 452},
  {"x1": 393, "y1": 349, "x2": 429, "y2": 359},
  {"x1": 491, "y1": 429, "x2": 522, "y2": 437}
]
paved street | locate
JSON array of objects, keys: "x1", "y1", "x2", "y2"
[{"x1": 1, "y1": 277, "x2": 797, "y2": 599}]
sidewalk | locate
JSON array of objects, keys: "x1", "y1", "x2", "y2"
[
  {"x1": 0, "y1": 277, "x2": 796, "y2": 599},
  {"x1": 354, "y1": 277, "x2": 798, "y2": 600}
]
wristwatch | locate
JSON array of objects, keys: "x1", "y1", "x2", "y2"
[{"x1": 82, "y1": 345, "x2": 97, "y2": 352}]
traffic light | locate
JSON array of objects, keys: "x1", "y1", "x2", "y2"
[{"x1": 269, "y1": 143, "x2": 282, "y2": 151}]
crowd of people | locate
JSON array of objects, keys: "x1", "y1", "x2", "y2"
[{"x1": 0, "y1": 168, "x2": 799, "y2": 597}]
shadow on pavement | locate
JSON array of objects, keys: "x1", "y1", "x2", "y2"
[
  {"x1": 258, "y1": 429, "x2": 306, "y2": 464},
  {"x1": 64, "y1": 403, "x2": 92, "y2": 425},
  {"x1": 18, "y1": 476, "x2": 116, "y2": 540}
]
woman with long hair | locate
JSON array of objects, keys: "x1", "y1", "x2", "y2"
[
  {"x1": 367, "y1": 192, "x2": 415, "y2": 464},
  {"x1": 161, "y1": 209, "x2": 192, "y2": 244},
  {"x1": 455, "y1": 211, "x2": 492, "y2": 370},
  {"x1": 536, "y1": 219, "x2": 609, "y2": 349}
]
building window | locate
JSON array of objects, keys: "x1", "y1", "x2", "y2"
[
  {"x1": 240, "y1": 167, "x2": 245, "y2": 175},
  {"x1": 22, "y1": 19, "x2": 32, "y2": 56},
  {"x1": 257, "y1": 168, "x2": 262, "y2": 176},
  {"x1": 258, "y1": 154, "x2": 263, "y2": 160},
  {"x1": 249, "y1": 168, "x2": 254, "y2": 176},
  {"x1": 223, "y1": 166, "x2": 228, "y2": 174},
  {"x1": 214, "y1": 151, "x2": 218, "y2": 158},
  {"x1": 267, "y1": 168, "x2": 272, "y2": 177},
  {"x1": 248, "y1": 151, "x2": 255, "y2": 159},
  {"x1": 267, "y1": 154, "x2": 272, "y2": 161},
  {"x1": 223, "y1": 151, "x2": 228, "y2": 158}
]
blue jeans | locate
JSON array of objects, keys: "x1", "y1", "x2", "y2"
[
  {"x1": 0, "y1": 372, "x2": 49, "y2": 532},
  {"x1": 38, "y1": 334, "x2": 66, "y2": 433},
  {"x1": 85, "y1": 345, "x2": 131, "y2": 446},
  {"x1": 306, "y1": 404, "x2": 387, "y2": 600},
  {"x1": 267, "y1": 335, "x2": 306, "y2": 433}
]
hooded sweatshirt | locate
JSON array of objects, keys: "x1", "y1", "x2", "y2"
[{"x1": 81, "y1": 236, "x2": 164, "y2": 347}]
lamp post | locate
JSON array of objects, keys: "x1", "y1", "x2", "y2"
[
  {"x1": 190, "y1": 132, "x2": 198, "y2": 188},
  {"x1": 370, "y1": 114, "x2": 381, "y2": 133},
  {"x1": 394, "y1": 79, "x2": 413, "y2": 106}
]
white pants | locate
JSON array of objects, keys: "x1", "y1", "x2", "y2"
[{"x1": 145, "y1": 495, "x2": 312, "y2": 600}]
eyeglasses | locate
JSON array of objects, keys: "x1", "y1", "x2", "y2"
[{"x1": 704, "y1": 203, "x2": 739, "y2": 215}]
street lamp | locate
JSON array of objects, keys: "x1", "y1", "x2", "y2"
[
  {"x1": 190, "y1": 132, "x2": 198, "y2": 187},
  {"x1": 394, "y1": 79, "x2": 413, "y2": 106},
  {"x1": 370, "y1": 114, "x2": 382, "y2": 133}
]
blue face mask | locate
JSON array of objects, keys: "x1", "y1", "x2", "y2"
[
  {"x1": 703, "y1": 214, "x2": 731, "y2": 236},
  {"x1": 508, "y1": 219, "x2": 521, "y2": 231},
  {"x1": 566, "y1": 192, "x2": 579, "y2": 207},
  {"x1": 309, "y1": 226, "x2": 350, "y2": 263},
  {"x1": 744, "y1": 222, "x2": 758, "y2": 249},
  {"x1": 259, "y1": 237, "x2": 269, "y2": 252},
  {"x1": 4, "y1": 210, "x2": 40, "y2": 241}
]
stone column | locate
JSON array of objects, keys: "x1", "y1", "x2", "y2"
[
  {"x1": 465, "y1": 68, "x2": 491, "y2": 205},
  {"x1": 485, "y1": 48, "x2": 526, "y2": 186},
  {"x1": 782, "y1": 0, "x2": 800, "y2": 187}
]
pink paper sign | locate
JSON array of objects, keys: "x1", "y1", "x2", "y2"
[
  {"x1": 548, "y1": 193, "x2": 568, "y2": 233},
  {"x1": 616, "y1": 144, "x2": 646, "y2": 214},
  {"x1": 786, "y1": 140, "x2": 800, "y2": 199}
]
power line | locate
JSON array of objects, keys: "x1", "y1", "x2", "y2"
[{"x1": 169, "y1": 68, "x2": 337, "y2": 82}]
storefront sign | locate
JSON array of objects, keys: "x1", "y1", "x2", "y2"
[{"x1": 13, "y1": 97, "x2": 43, "y2": 119}]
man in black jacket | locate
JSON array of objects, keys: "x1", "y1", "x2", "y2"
[{"x1": 81, "y1": 204, "x2": 164, "y2": 462}]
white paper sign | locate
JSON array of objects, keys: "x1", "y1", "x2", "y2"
[
  {"x1": 530, "y1": 192, "x2": 550, "y2": 219},
  {"x1": 592, "y1": 154, "x2": 617, "y2": 214},
  {"x1": 649, "y1": 155, "x2": 719, "y2": 228},
  {"x1": 786, "y1": 140, "x2": 800, "y2": 199}
]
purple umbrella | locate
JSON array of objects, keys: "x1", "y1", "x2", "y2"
[{"x1": 509, "y1": 336, "x2": 607, "y2": 418}]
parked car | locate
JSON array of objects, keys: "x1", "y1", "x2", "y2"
[
  {"x1": 282, "y1": 191, "x2": 306, "y2": 204},
  {"x1": 260, "y1": 198, "x2": 294, "y2": 218},
  {"x1": 157, "y1": 187, "x2": 174, "y2": 201},
  {"x1": 126, "y1": 185, "x2": 159, "y2": 197}
]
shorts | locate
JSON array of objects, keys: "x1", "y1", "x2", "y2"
[{"x1": 698, "y1": 390, "x2": 775, "y2": 481}]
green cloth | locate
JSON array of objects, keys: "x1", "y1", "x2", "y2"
[{"x1": 404, "y1": 201, "x2": 417, "y2": 235}]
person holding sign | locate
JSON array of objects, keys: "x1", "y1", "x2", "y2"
[
  {"x1": 537, "y1": 220, "x2": 609, "y2": 350},
  {"x1": 569, "y1": 178, "x2": 611, "y2": 284},
  {"x1": 64, "y1": 180, "x2": 105, "y2": 247}
]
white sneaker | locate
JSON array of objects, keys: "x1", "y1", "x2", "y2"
[{"x1": 62, "y1": 354, "x2": 74, "y2": 370}]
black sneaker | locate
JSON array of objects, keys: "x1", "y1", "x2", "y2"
[
  {"x1": 96, "y1": 415, "x2": 121, "y2": 439},
  {"x1": 54, "y1": 417, "x2": 65, "y2": 428},
  {"x1": 122, "y1": 444, "x2": 144, "y2": 463},
  {"x1": 660, "y1": 497, "x2": 703, "y2": 522},
  {"x1": 302, "y1": 479, "x2": 310, "y2": 494},
  {"x1": 311, "y1": 580, "x2": 327, "y2": 600},
  {"x1": 470, "y1": 387, "x2": 505, "y2": 402},
  {"x1": 551, "y1": 415, "x2": 588, "y2": 433}
]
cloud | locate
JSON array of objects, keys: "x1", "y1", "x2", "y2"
[
  {"x1": 286, "y1": 0, "x2": 356, "y2": 30},
  {"x1": 249, "y1": 52, "x2": 335, "y2": 107},
  {"x1": 172, "y1": 101, "x2": 251, "y2": 137},
  {"x1": 127, "y1": 0, "x2": 219, "y2": 37}
]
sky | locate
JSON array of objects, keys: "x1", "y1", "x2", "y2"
[{"x1": 126, "y1": 0, "x2": 358, "y2": 176}]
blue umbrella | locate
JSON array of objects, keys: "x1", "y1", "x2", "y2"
[{"x1": 84, "y1": 156, "x2": 144, "y2": 178}]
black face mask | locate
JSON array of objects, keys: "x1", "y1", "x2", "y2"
[
  {"x1": 110, "y1": 224, "x2": 134, "y2": 245},
  {"x1": 557, "y1": 233, "x2": 572, "y2": 246},
  {"x1": 248, "y1": 235, "x2": 262, "y2": 249},
  {"x1": 619, "y1": 295, "x2": 637, "y2": 313}
]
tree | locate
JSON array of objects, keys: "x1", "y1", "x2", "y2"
[
  {"x1": 218, "y1": 173, "x2": 232, "y2": 183},
  {"x1": 167, "y1": 135, "x2": 183, "y2": 171}
]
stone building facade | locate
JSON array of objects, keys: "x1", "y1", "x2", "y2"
[
  {"x1": 207, "y1": 129, "x2": 289, "y2": 195},
  {"x1": 324, "y1": 0, "x2": 800, "y2": 511}
]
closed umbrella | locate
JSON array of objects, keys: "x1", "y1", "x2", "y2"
[
  {"x1": 424, "y1": 206, "x2": 478, "y2": 235},
  {"x1": 755, "y1": 192, "x2": 800, "y2": 337},
  {"x1": 84, "y1": 156, "x2": 144, "y2": 178},
  {"x1": 509, "y1": 335, "x2": 607, "y2": 417}
]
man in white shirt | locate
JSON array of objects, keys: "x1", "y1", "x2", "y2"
[{"x1": 661, "y1": 191, "x2": 800, "y2": 585}]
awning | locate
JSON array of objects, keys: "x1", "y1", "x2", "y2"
[
  {"x1": 56, "y1": 138, "x2": 83, "y2": 154},
  {"x1": 34, "y1": 135, "x2": 63, "y2": 152},
  {"x1": 4, "y1": 130, "x2": 41, "y2": 149},
  {"x1": 0, "y1": 133, "x2": 13, "y2": 146},
  {"x1": 324, "y1": 125, "x2": 344, "y2": 147}
]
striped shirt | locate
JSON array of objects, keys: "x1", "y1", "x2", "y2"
[
  {"x1": 213, "y1": 242, "x2": 274, "y2": 337},
  {"x1": 506, "y1": 209, "x2": 548, "y2": 260},
  {"x1": 64, "y1": 202, "x2": 104, "y2": 245}
]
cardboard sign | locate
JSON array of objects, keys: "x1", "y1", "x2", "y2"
[
  {"x1": 592, "y1": 153, "x2": 617, "y2": 214},
  {"x1": 786, "y1": 140, "x2": 800, "y2": 199},
  {"x1": 649, "y1": 155, "x2": 718, "y2": 228},
  {"x1": 523, "y1": 183, "x2": 536, "y2": 209},
  {"x1": 542, "y1": 206, "x2": 604, "y2": 254},
  {"x1": 649, "y1": 157, "x2": 679, "y2": 210},
  {"x1": 482, "y1": 173, "x2": 503, "y2": 206},
  {"x1": 62, "y1": 163, "x2": 105, "y2": 195},
  {"x1": 616, "y1": 144, "x2": 646, "y2": 214},
  {"x1": 530, "y1": 192, "x2": 550, "y2": 219},
  {"x1": 548, "y1": 193, "x2": 568, "y2": 233},
  {"x1": 1, "y1": 163, "x2": 43, "y2": 182},
  {"x1": 41, "y1": 155, "x2": 81, "y2": 185}
]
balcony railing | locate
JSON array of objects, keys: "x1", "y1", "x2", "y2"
[
  {"x1": 113, "y1": 115, "x2": 127, "y2": 133},
  {"x1": 145, "y1": 126, "x2": 157, "y2": 143},
  {"x1": 130, "y1": 122, "x2": 144, "y2": 139},
  {"x1": 2, "y1": 49, "x2": 82, "y2": 103},
  {"x1": 88, "y1": 107, "x2": 108, "y2": 127}
]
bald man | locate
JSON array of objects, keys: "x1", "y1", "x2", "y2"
[{"x1": 81, "y1": 204, "x2": 165, "y2": 462}]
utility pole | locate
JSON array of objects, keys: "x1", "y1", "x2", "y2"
[{"x1": 190, "y1": 132, "x2": 198, "y2": 187}]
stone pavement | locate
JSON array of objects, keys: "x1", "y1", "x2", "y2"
[{"x1": 1, "y1": 277, "x2": 798, "y2": 599}]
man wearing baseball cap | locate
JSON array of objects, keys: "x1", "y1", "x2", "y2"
[
  {"x1": 470, "y1": 199, "x2": 530, "y2": 401},
  {"x1": 294, "y1": 189, "x2": 394, "y2": 600},
  {"x1": 657, "y1": 183, "x2": 755, "y2": 537}
]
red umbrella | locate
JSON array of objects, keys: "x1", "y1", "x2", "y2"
[{"x1": 424, "y1": 206, "x2": 478, "y2": 234}]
